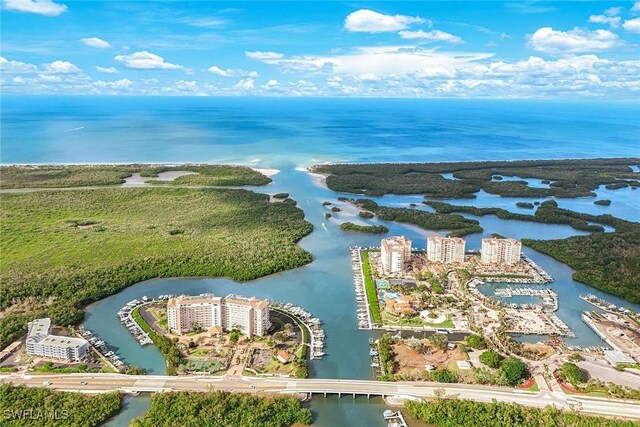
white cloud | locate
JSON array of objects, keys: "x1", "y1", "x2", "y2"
[
  {"x1": 3, "y1": 0, "x2": 66, "y2": 16},
  {"x1": 95, "y1": 66, "x2": 118, "y2": 74},
  {"x1": 0, "y1": 56, "x2": 38, "y2": 73},
  {"x1": 263, "y1": 79, "x2": 279, "y2": 88},
  {"x1": 357, "y1": 73, "x2": 381, "y2": 82},
  {"x1": 249, "y1": 45, "x2": 493, "y2": 77},
  {"x1": 529, "y1": 27, "x2": 620, "y2": 53},
  {"x1": 344, "y1": 9, "x2": 425, "y2": 33},
  {"x1": 604, "y1": 7, "x2": 621, "y2": 16},
  {"x1": 245, "y1": 51, "x2": 284, "y2": 60},
  {"x1": 632, "y1": 2, "x2": 640, "y2": 13},
  {"x1": 208, "y1": 65, "x2": 259, "y2": 78},
  {"x1": 115, "y1": 51, "x2": 183, "y2": 70},
  {"x1": 588, "y1": 14, "x2": 621, "y2": 27},
  {"x1": 174, "y1": 80, "x2": 199, "y2": 92},
  {"x1": 233, "y1": 78, "x2": 255, "y2": 91},
  {"x1": 180, "y1": 17, "x2": 228, "y2": 28},
  {"x1": 399, "y1": 30, "x2": 462, "y2": 43},
  {"x1": 81, "y1": 37, "x2": 111, "y2": 49},
  {"x1": 623, "y1": 17, "x2": 640, "y2": 33},
  {"x1": 94, "y1": 78, "x2": 132, "y2": 89},
  {"x1": 42, "y1": 60, "x2": 81, "y2": 73},
  {"x1": 208, "y1": 66, "x2": 233, "y2": 77}
]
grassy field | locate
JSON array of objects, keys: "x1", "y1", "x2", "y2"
[
  {"x1": 0, "y1": 186, "x2": 312, "y2": 348},
  {"x1": 360, "y1": 250, "x2": 382, "y2": 324},
  {"x1": 0, "y1": 164, "x2": 270, "y2": 189}
]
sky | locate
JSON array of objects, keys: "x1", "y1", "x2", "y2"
[{"x1": 1, "y1": 1, "x2": 640, "y2": 98}]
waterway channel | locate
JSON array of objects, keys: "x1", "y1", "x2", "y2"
[{"x1": 86, "y1": 167, "x2": 639, "y2": 426}]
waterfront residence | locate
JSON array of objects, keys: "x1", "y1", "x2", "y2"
[
  {"x1": 383, "y1": 294, "x2": 417, "y2": 316},
  {"x1": 167, "y1": 294, "x2": 270, "y2": 337},
  {"x1": 26, "y1": 318, "x2": 88, "y2": 362},
  {"x1": 481, "y1": 238, "x2": 522, "y2": 265},
  {"x1": 381, "y1": 236, "x2": 412, "y2": 274},
  {"x1": 276, "y1": 350, "x2": 293, "y2": 364},
  {"x1": 426, "y1": 236, "x2": 465, "y2": 263}
]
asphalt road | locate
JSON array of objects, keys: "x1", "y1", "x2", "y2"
[{"x1": 2, "y1": 373, "x2": 639, "y2": 420}]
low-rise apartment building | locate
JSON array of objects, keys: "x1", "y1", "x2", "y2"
[{"x1": 26, "y1": 318, "x2": 88, "y2": 362}]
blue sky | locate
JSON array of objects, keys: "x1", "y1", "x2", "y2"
[{"x1": 1, "y1": 1, "x2": 640, "y2": 98}]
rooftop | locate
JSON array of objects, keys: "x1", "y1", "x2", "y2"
[{"x1": 604, "y1": 350, "x2": 636, "y2": 364}]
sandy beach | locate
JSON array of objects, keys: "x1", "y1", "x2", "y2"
[{"x1": 251, "y1": 168, "x2": 280, "y2": 178}]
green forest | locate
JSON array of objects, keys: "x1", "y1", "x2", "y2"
[
  {"x1": 524, "y1": 227, "x2": 640, "y2": 303},
  {"x1": 0, "y1": 164, "x2": 270, "y2": 189},
  {"x1": 351, "y1": 198, "x2": 482, "y2": 237},
  {"x1": 405, "y1": 399, "x2": 639, "y2": 427},
  {"x1": 0, "y1": 384, "x2": 121, "y2": 427},
  {"x1": 312, "y1": 158, "x2": 640, "y2": 198},
  {"x1": 340, "y1": 222, "x2": 389, "y2": 234},
  {"x1": 0, "y1": 186, "x2": 313, "y2": 348},
  {"x1": 130, "y1": 391, "x2": 312, "y2": 427}
]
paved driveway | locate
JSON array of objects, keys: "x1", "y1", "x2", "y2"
[{"x1": 578, "y1": 359, "x2": 640, "y2": 388}]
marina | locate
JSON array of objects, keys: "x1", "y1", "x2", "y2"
[
  {"x1": 117, "y1": 297, "x2": 157, "y2": 346},
  {"x1": 270, "y1": 301, "x2": 326, "y2": 360},
  {"x1": 77, "y1": 326, "x2": 126, "y2": 370},
  {"x1": 493, "y1": 287, "x2": 558, "y2": 311},
  {"x1": 580, "y1": 294, "x2": 639, "y2": 319},
  {"x1": 351, "y1": 247, "x2": 373, "y2": 330}
]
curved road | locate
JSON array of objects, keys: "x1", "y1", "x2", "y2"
[{"x1": 2, "y1": 373, "x2": 639, "y2": 420}]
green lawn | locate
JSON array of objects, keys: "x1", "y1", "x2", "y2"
[
  {"x1": 360, "y1": 250, "x2": 382, "y2": 324},
  {"x1": 0, "y1": 186, "x2": 312, "y2": 348}
]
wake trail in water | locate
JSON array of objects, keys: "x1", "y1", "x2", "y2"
[{"x1": 65, "y1": 126, "x2": 84, "y2": 132}]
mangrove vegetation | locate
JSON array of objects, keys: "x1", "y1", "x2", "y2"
[{"x1": 0, "y1": 186, "x2": 312, "y2": 348}]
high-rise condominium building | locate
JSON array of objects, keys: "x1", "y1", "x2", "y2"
[
  {"x1": 167, "y1": 293, "x2": 270, "y2": 337},
  {"x1": 26, "y1": 318, "x2": 88, "y2": 362},
  {"x1": 481, "y1": 238, "x2": 522, "y2": 265},
  {"x1": 380, "y1": 236, "x2": 412, "y2": 273},
  {"x1": 426, "y1": 236, "x2": 466, "y2": 263}
]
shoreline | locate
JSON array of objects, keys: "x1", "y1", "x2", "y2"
[{"x1": 251, "y1": 167, "x2": 280, "y2": 178}]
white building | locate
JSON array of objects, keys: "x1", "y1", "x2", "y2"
[
  {"x1": 481, "y1": 238, "x2": 522, "y2": 265},
  {"x1": 426, "y1": 236, "x2": 466, "y2": 263},
  {"x1": 603, "y1": 350, "x2": 636, "y2": 366},
  {"x1": 167, "y1": 293, "x2": 270, "y2": 337},
  {"x1": 26, "y1": 318, "x2": 88, "y2": 362},
  {"x1": 381, "y1": 236, "x2": 412, "y2": 273}
]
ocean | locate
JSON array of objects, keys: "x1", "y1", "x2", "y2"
[{"x1": 2, "y1": 96, "x2": 639, "y2": 166}]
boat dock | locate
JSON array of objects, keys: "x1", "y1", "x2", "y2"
[
  {"x1": 351, "y1": 247, "x2": 373, "y2": 330},
  {"x1": 369, "y1": 337, "x2": 382, "y2": 377},
  {"x1": 117, "y1": 298, "x2": 155, "y2": 346},
  {"x1": 77, "y1": 326, "x2": 126, "y2": 370},
  {"x1": 494, "y1": 287, "x2": 558, "y2": 311},
  {"x1": 383, "y1": 410, "x2": 408, "y2": 427},
  {"x1": 271, "y1": 301, "x2": 326, "y2": 360},
  {"x1": 521, "y1": 254, "x2": 554, "y2": 283}
]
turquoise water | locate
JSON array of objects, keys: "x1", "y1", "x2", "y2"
[{"x1": 2, "y1": 97, "x2": 639, "y2": 426}]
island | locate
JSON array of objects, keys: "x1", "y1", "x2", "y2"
[{"x1": 311, "y1": 158, "x2": 640, "y2": 198}]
